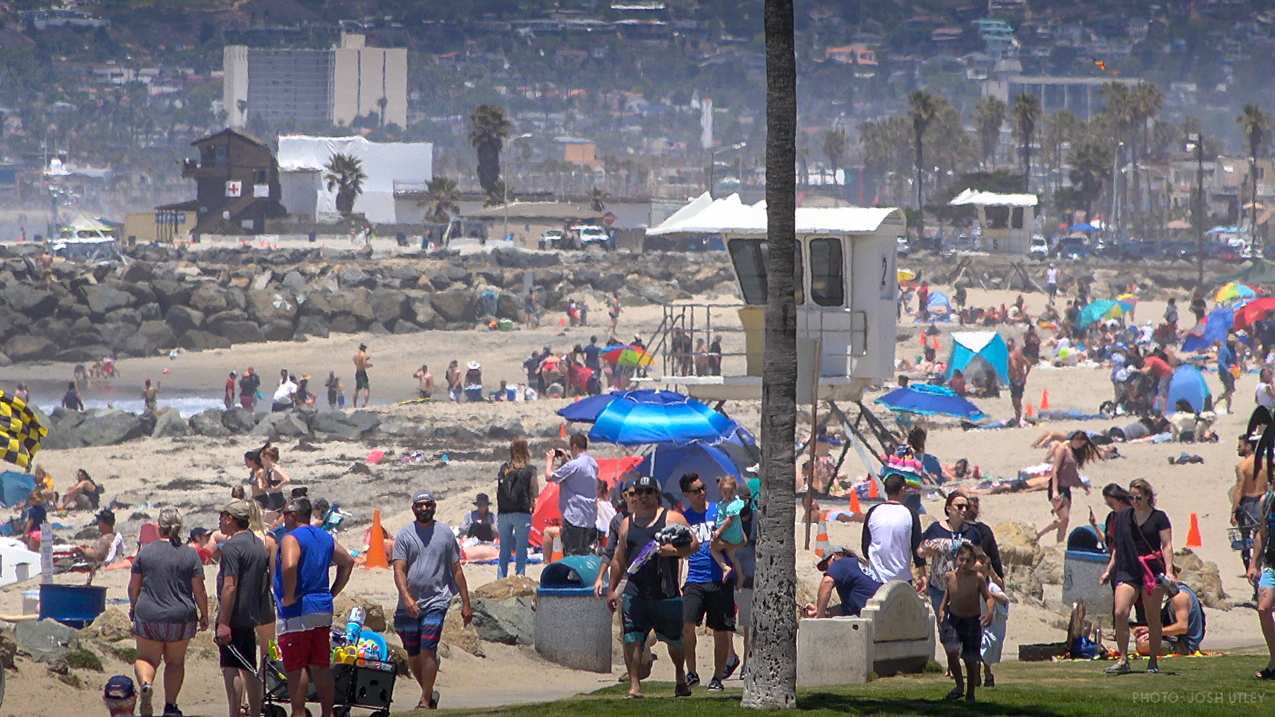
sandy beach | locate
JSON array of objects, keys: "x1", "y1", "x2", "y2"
[{"x1": 2, "y1": 280, "x2": 1270, "y2": 715}]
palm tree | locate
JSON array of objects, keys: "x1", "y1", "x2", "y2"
[
  {"x1": 1042, "y1": 110, "x2": 1080, "y2": 195},
  {"x1": 420, "y1": 176, "x2": 459, "y2": 223},
  {"x1": 909, "y1": 90, "x2": 939, "y2": 242},
  {"x1": 975, "y1": 96, "x2": 1007, "y2": 170},
  {"x1": 1013, "y1": 92, "x2": 1041, "y2": 193},
  {"x1": 822, "y1": 127, "x2": 848, "y2": 190},
  {"x1": 1238, "y1": 104, "x2": 1272, "y2": 250},
  {"x1": 1068, "y1": 134, "x2": 1114, "y2": 219},
  {"x1": 742, "y1": 0, "x2": 798, "y2": 709},
  {"x1": 468, "y1": 104, "x2": 512, "y2": 199},
  {"x1": 323, "y1": 152, "x2": 366, "y2": 216}
]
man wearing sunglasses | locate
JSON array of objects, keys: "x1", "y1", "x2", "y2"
[
  {"x1": 678, "y1": 473, "x2": 741, "y2": 692},
  {"x1": 602, "y1": 475, "x2": 698, "y2": 699}
]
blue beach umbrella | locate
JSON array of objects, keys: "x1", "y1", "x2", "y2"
[
  {"x1": 588, "y1": 390, "x2": 739, "y2": 446},
  {"x1": 636, "y1": 442, "x2": 744, "y2": 504},
  {"x1": 1167, "y1": 365, "x2": 1211, "y2": 413},
  {"x1": 875, "y1": 384, "x2": 985, "y2": 421},
  {"x1": 557, "y1": 389, "x2": 695, "y2": 424}
]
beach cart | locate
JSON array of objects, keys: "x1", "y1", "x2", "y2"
[{"x1": 229, "y1": 642, "x2": 395, "y2": 717}]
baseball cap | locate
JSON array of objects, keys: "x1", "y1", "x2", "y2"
[
  {"x1": 474, "y1": 493, "x2": 490, "y2": 506},
  {"x1": 412, "y1": 491, "x2": 436, "y2": 505},
  {"x1": 189, "y1": 527, "x2": 210, "y2": 542},
  {"x1": 816, "y1": 545, "x2": 851, "y2": 571},
  {"x1": 221, "y1": 500, "x2": 252, "y2": 521},
  {"x1": 633, "y1": 475, "x2": 658, "y2": 493},
  {"x1": 104, "y1": 675, "x2": 135, "y2": 700}
]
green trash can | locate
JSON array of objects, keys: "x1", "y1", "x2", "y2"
[{"x1": 535, "y1": 555, "x2": 612, "y2": 672}]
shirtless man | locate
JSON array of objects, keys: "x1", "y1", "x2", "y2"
[
  {"x1": 1007, "y1": 338, "x2": 1031, "y2": 426},
  {"x1": 353, "y1": 343, "x2": 372, "y2": 408},
  {"x1": 413, "y1": 364, "x2": 434, "y2": 400},
  {"x1": 1232, "y1": 431, "x2": 1271, "y2": 577}
]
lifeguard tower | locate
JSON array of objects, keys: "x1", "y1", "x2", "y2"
[
  {"x1": 643, "y1": 194, "x2": 904, "y2": 406},
  {"x1": 948, "y1": 188, "x2": 1037, "y2": 254}
]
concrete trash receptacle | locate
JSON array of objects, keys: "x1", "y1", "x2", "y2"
[
  {"x1": 1062, "y1": 526, "x2": 1111, "y2": 627},
  {"x1": 534, "y1": 555, "x2": 612, "y2": 672}
]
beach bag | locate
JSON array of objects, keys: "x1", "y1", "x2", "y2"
[{"x1": 1131, "y1": 511, "x2": 1166, "y2": 594}]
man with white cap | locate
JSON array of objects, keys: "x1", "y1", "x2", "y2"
[
  {"x1": 393, "y1": 491, "x2": 473, "y2": 710},
  {"x1": 274, "y1": 496, "x2": 355, "y2": 717}
]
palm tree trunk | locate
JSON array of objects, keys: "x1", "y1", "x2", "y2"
[
  {"x1": 914, "y1": 130, "x2": 925, "y2": 244},
  {"x1": 742, "y1": 0, "x2": 799, "y2": 708}
]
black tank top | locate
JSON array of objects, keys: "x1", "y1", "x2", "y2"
[{"x1": 624, "y1": 509, "x2": 680, "y2": 600}]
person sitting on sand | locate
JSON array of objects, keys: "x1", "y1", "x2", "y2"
[
  {"x1": 60, "y1": 469, "x2": 102, "y2": 511},
  {"x1": 74, "y1": 509, "x2": 122, "y2": 567},
  {"x1": 1133, "y1": 577, "x2": 1205, "y2": 656},
  {"x1": 460, "y1": 493, "x2": 497, "y2": 543}
]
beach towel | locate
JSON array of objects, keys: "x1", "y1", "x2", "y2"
[{"x1": 981, "y1": 581, "x2": 1009, "y2": 664}]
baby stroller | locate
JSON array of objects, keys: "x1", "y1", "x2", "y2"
[
  {"x1": 1100, "y1": 370, "x2": 1156, "y2": 418},
  {"x1": 229, "y1": 634, "x2": 395, "y2": 717}
]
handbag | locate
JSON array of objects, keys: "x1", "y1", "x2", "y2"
[{"x1": 1130, "y1": 510, "x2": 1166, "y2": 593}]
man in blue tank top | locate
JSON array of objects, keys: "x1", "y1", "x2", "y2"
[
  {"x1": 274, "y1": 497, "x2": 355, "y2": 717},
  {"x1": 678, "y1": 473, "x2": 741, "y2": 692}
]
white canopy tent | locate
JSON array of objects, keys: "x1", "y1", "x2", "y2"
[
  {"x1": 646, "y1": 193, "x2": 899, "y2": 236},
  {"x1": 948, "y1": 188, "x2": 1038, "y2": 207}
]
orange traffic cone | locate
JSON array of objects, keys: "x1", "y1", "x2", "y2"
[
  {"x1": 868, "y1": 478, "x2": 880, "y2": 499},
  {"x1": 1186, "y1": 512, "x2": 1202, "y2": 548},
  {"x1": 550, "y1": 534, "x2": 565, "y2": 562},
  {"x1": 363, "y1": 509, "x2": 389, "y2": 569},
  {"x1": 814, "y1": 514, "x2": 830, "y2": 558},
  {"x1": 849, "y1": 490, "x2": 862, "y2": 515},
  {"x1": 559, "y1": 422, "x2": 568, "y2": 440},
  {"x1": 1025, "y1": 402, "x2": 1035, "y2": 418},
  {"x1": 560, "y1": 317, "x2": 567, "y2": 327},
  {"x1": 1040, "y1": 389, "x2": 1051, "y2": 410}
]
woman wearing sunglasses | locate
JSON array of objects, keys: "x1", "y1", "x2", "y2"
[{"x1": 1101, "y1": 478, "x2": 1174, "y2": 674}]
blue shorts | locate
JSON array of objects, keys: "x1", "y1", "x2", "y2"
[
  {"x1": 621, "y1": 594, "x2": 682, "y2": 647},
  {"x1": 394, "y1": 609, "x2": 446, "y2": 656},
  {"x1": 1260, "y1": 568, "x2": 1275, "y2": 592}
]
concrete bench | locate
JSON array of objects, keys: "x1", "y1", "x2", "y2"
[{"x1": 797, "y1": 581, "x2": 935, "y2": 686}]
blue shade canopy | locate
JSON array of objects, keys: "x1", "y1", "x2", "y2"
[
  {"x1": 636, "y1": 442, "x2": 744, "y2": 504},
  {"x1": 557, "y1": 389, "x2": 693, "y2": 424},
  {"x1": 0, "y1": 471, "x2": 35, "y2": 507},
  {"x1": 1078, "y1": 299, "x2": 1127, "y2": 329},
  {"x1": 1181, "y1": 307, "x2": 1234, "y2": 353},
  {"x1": 1070, "y1": 222, "x2": 1096, "y2": 232},
  {"x1": 945, "y1": 331, "x2": 1009, "y2": 385},
  {"x1": 876, "y1": 384, "x2": 986, "y2": 421},
  {"x1": 1168, "y1": 364, "x2": 1212, "y2": 413},
  {"x1": 588, "y1": 391, "x2": 739, "y2": 446}
]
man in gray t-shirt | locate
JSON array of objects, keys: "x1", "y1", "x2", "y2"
[
  {"x1": 544, "y1": 432, "x2": 599, "y2": 556},
  {"x1": 392, "y1": 491, "x2": 472, "y2": 711}
]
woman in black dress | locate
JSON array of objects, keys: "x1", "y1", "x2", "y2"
[{"x1": 1101, "y1": 478, "x2": 1175, "y2": 674}]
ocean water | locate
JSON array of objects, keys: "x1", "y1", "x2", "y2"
[{"x1": 11, "y1": 379, "x2": 225, "y2": 418}]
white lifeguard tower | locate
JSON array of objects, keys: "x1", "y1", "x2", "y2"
[
  {"x1": 644, "y1": 193, "x2": 904, "y2": 405},
  {"x1": 948, "y1": 188, "x2": 1037, "y2": 254}
]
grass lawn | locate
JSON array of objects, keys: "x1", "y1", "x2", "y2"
[{"x1": 404, "y1": 656, "x2": 1275, "y2": 716}]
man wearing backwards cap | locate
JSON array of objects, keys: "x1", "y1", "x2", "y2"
[
  {"x1": 273, "y1": 496, "x2": 355, "y2": 717},
  {"x1": 215, "y1": 500, "x2": 269, "y2": 717},
  {"x1": 103, "y1": 675, "x2": 138, "y2": 716},
  {"x1": 803, "y1": 546, "x2": 882, "y2": 619},
  {"x1": 393, "y1": 491, "x2": 473, "y2": 710}
]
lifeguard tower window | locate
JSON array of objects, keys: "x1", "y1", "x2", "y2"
[
  {"x1": 809, "y1": 238, "x2": 844, "y2": 307},
  {"x1": 984, "y1": 207, "x2": 1025, "y2": 230},
  {"x1": 728, "y1": 238, "x2": 805, "y2": 306}
]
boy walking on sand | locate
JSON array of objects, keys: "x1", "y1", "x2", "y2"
[{"x1": 937, "y1": 543, "x2": 995, "y2": 703}]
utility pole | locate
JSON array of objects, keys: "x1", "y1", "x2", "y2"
[{"x1": 1188, "y1": 131, "x2": 1205, "y2": 289}]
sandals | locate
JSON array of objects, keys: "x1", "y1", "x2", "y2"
[
  {"x1": 1105, "y1": 661, "x2": 1132, "y2": 675},
  {"x1": 1255, "y1": 667, "x2": 1275, "y2": 680}
]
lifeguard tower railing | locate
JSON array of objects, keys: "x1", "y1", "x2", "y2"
[{"x1": 646, "y1": 302, "x2": 870, "y2": 385}]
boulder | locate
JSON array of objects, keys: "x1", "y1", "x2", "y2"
[
  {"x1": 86, "y1": 606, "x2": 133, "y2": 643},
  {"x1": 0, "y1": 351, "x2": 9, "y2": 367},
  {"x1": 312, "y1": 412, "x2": 372, "y2": 441},
  {"x1": 495, "y1": 292, "x2": 522, "y2": 321},
  {"x1": 137, "y1": 320, "x2": 179, "y2": 351},
  {"x1": 222, "y1": 407, "x2": 258, "y2": 433},
  {"x1": 251, "y1": 270, "x2": 274, "y2": 290},
  {"x1": 206, "y1": 310, "x2": 249, "y2": 331},
  {"x1": 332, "y1": 594, "x2": 388, "y2": 633},
  {"x1": 165, "y1": 305, "x2": 205, "y2": 334},
  {"x1": 337, "y1": 266, "x2": 374, "y2": 288},
  {"x1": 252, "y1": 411, "x2": 311, "y2": 439},
  {"x1": 4, "y1": 334, "x2": 55, "y2": 362},
  {"x1": 471, "y1": 596, "x2": 535, "y2": 645},
  {"x1": 1003, "y1": 563, "x2": 1044, "y2": 604},
  {"x1": 1174, "y1": 548, "x2": 1228, "y2": 609},
  {"x1": 328, "y1": 314, "x2": 360, "y2": 334},
  {"x1": 430, "y1": 288, "x2": 475, "y2": 323},
  {"x1": 179, "y1": 329, "x2": 231, "y2": 352},
  {"x1": 246, "y1": 289, "x2": 299, "y2": 325},
  {"x1": 473, "y1": 576, "x2": 538, "y2": 600},
  {"x1": 3, "y1": 285, "x2": 57, "y2": 317},
  {"x1": 104, "y1": 307, "x2": 143, "y2": 327},
  {"x1": 299, "y1": 289, "x2": 337, "y2": 318},
  {"x1": 391, "y1": 320, "x2": 421, "y2": 334},
  {"x1": 486, "y1": 418, "x2": 526, "y2": 440},
  {"x1": 280, "y1": 270, "x2": 307, "y2": 293},
  {"x1": 81, "y1": 284, "x2": 135, "y2": 316},
  {"x1": 13, "y1": 619, "x2": 80, "y2": 663},
  {"x1": 407, "y1": 295, "x2": 438, "y2": 329},
  {"x1": 370, "y1": 288, "x2": 408, "y2": 324},
  {"x1": 345, "y1": 287, "x2": 375, "y2": 324},
  {"x1": 994, "y1": 522, "x2": 1044, "y2": 568},
  {"x1": 189, "y1": 284, "x2": 230, "y2": 315},
  {"x1": 441, "y1": 597, "x2": 485, "y2": 657},
  {"x1": 120, "y1": 261, "x2": 155, "y2": 283},
  {"x1": 492, "y1": 246, "x2": 561, "y2": 268},
  {"x1": 76, "y1": 410, "x2": 148, "y2": 446},
  {"x1": 151, "y1": 279, "x2": 193, "y2": 310},
  {"x1": 217, "y1": 320, "x2": 266, "y2": 345},
  {"x1": 1034, "y1": 547, "x2": 1064, "y2": 585},
  {"x1": 262, "y1": 320, "x2": 295, "y2": 342},
  {"x1": 294, "y1": 316, "x2": 330, "y2": 339},
  {"x1": 0, "y1": 625, "x2": 15, "y2": 669},
  {"x1": 190, "y1": 409, "x2": 231, "y2": 437},
  {"x1": 0, "y1": 311, "x2": 19, "y2": 342},
  {"x1": 56, "y1": 344, "x2": 113, "y2": 363}
]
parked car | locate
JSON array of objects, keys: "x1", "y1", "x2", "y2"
[
  {"x1": 1028, "y1": 235, "x2": 1050, "y2": 260},
  {"x1": 1054, "y1": 237, "x2": 1090, "y2": 260},
  {"x1": 896, "y1": 235, "x2": 911, "y2": 257},
  {"x1": 576, "y1": 225, "x2": 612, "y2": 249},
  {"x1": 538, "y1": 229, "x2": 567, "y2": 250}
]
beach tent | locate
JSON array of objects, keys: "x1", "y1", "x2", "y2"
[
  {"x1": 0, "y1": 471, "x2": 35, "y2": 507},
  {"x1": 530, "y1": 456, "x2": 643, "y2": 548},
  {"x1": 635, "y1": 442, "x2": 744, "y2": 504},
  {"x1": 1182, "y1": 307, "x2": 1234, "y2": 353},
  {"x1": 926, "y1": 291, "x2": 954, "y2": 320},
  {"x1": 876, "y1": 384, "x2": 985, "y2": 421},
  {"x1": 945, "y1": 332, "x2": 1009, "y2": 385},
  {"x1": 1168, "y1": 365, "x2": 1212, "y2": 413}
]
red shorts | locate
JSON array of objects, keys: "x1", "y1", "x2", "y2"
[{"x1": 278, "y1": 626, "x2": 330, "y2": 673}]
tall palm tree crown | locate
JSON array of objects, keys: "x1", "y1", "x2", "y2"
[
  {"x1": 975, "y1": 96, "x2": 1007, "y2": 169},
  {"x1": 1238, "y1": 104, "x2": 1272, "y2": 248},
  {"x1": 469, "y1": 104, "x2": 512, "y2": 199},
  {"x1": 323, "y1": 152, "x2": 366, "y2": 216},
  {"x1": 909, "y1": 90, "x2": 939, "y2": 241},
  {"x1": 421, "y1": 176, "x2": 460, "y2": 223},
  {"x1": 1013, "y1": 92, "x2": 1042, "y2": 192}
]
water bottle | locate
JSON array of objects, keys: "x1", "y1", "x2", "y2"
[{"x1": 346, "y1": 606, "x2": 365, "y2": 644}]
